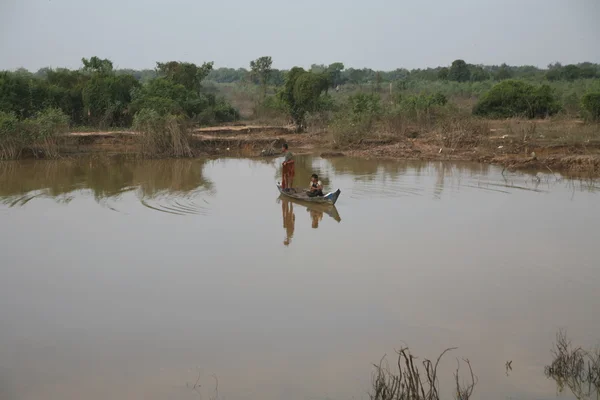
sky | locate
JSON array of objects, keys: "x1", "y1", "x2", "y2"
[{"x1": 0, "y1": 0, "x2": 599, "y2": 72}]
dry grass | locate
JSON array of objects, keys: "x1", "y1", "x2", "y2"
[
  {"x1": 133, "y1": 110, "x2": 193, "y2": 158},
  {"x1": 370, "y1": 347, "x2": 476, "y2": 400},
  {"x1": 544, "y1": 330, "x2": 600, "y2": 399}
]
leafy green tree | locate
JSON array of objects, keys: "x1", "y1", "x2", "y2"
[
  {"x1": 82, "y1": 57, "x2": 114, "y2": 75},
  {"x1": 581, "y1": 92, "x2": 600, "y2": 121},
  {"x1": 156, "y1": 61, "x2": 213, "y2": 92},
  {"x1": 470, "y1": 65, "x2": 490, "y2": 82},
  {"x1": 347, "y1": 68, "x2": 367, "y2": 85},
  {"x1": 561, "y1": 65, "x2": 582, "y2": 81},
  {"x1": 250, "y1": 56, "x2": 273, "y2": 98},
  {"x1": 448, "y1": 60, "x2": 471, "y2": 82},
  {"x1": 82, "y1": 74, "x2": 140, "y2": 127},
  {"x1": 494, "y1": 63, "x2": 513, "y2": 81},
  {"x1": 327, "y1": 62, "x2": 345, "y2": 88},
  {"x1": 278, "y1": 67, "x2": 329, "y2": 130},
  {"x1": 437, "y1": 67, "x2": 449, "y2": 80},
  {"x1": 131, "y1": 78, "x2": 204, "y2": 117},
  {"x1": 473, "y1": 80, "x2": 560, "y2": 118}
]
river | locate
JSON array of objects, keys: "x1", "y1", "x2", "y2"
[{"x1": 1, "y1": 156, "x2": 599, "y2": 400}]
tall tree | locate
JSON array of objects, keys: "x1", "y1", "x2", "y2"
[
  {"x1": 327, "y1": 62, "x2": 345, "y2": 88},
  {"x1": 250, "y1": 56, "x2": 273, "y2": 99},
  {"x1": 448, "y1": 59, "x2": 471, "y2": 82},
  {"x1": 156, "y1": 61, "x2": 213, "y2": 93},
  {"x1": 81, "y1": 57, "x2": 114, "y2": 75}
]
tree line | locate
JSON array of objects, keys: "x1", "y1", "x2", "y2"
[{"x1": 0, "y1": 56, "x2": 239, "y2": 129}]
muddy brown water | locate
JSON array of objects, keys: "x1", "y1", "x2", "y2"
[{"x1": 1, "y1": 156, "x2": 599, "y2": 400}]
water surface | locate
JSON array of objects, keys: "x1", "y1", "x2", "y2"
[{"x1": 1, "y1": 156, "x2": 599, "y2": 400}]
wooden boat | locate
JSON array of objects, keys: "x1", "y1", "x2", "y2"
[
  {"x1": 277, "y1": 194, "x2": 342, "y2": 222},
  {"x1": 277, "y1": 183, "x2": 341, "y2": 205}
]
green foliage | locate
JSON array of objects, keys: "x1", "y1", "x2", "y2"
[
  {"x1": 0, "y1": 108, "x2": 69, "y2": 159},
  {"x1": 494, "y1": 64, "x2": 513, "y2": 81},
  {"x1": 348, "y1": 93, "x2": 382, "y2": 116},
  {"x1": 473, "y1": 80, "x2": 561, "y2": 118},
  {"x1": 546, "y1": 64, "x2": 598, "y2": 81},
  {"x1": 448, "y1": 60, "x2": 471, "y2": 82},
  {"x1": 581, "y1": 93, "x2": 600, "y2": 121},
  {"x1": 330, "y1": 93, "x2": 383, "y2": 146},
  {"x1": 327, "y1": 62, "x2": 346, "y2": 87},
  {"x1": 278, "y1": 68, "x2": 330, "y2": 129},
  {"x1": 82, "y1": 74, "x2": 140, "y2": 127},
  {"x1": 28, "y1": 107, "x2": 70, "y2": 139},
  {"x1": 131, "y1": 78, "x2": 198, "y2": 116},
  {"x1": 470, "y1": 66, "x2": 489, "y2": 82},
  {"x1": 437, "y1": 67, "x2": 449, "y2": 80},
  {"x1": 82, "y1": 57, "x2": 114, "y2": 75},
  {"x1": 156, "y1": 61, "x2": 213, "y2": 92},
  {"x1": 197, "y1": 94, "x2": 240, "y2": 125},
  {"x1": 250, "y1": 56, "x2": 273, "y2": 97},
  {"x1": 400, "y1": 93, "x2": 448, "y2": 111}
]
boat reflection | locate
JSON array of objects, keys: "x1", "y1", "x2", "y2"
[{"x1": 277, "y1": 195, "x2": 341, "y2": 246}]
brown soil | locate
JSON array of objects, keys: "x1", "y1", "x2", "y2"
[{"x1": 52, "y1": 123, "x2": 600, "y2": 176}]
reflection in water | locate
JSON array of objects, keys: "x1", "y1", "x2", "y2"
[
  {"x1": 278, "y1": 195, "x2": 341, "y2": 246},
  {"x1": 281, "y1": 198, "x2": 295, "y2": 246},
  {"x1": 544, "y1": 331, "x2": 600, "y2": 400},
  {"x1": 0, "y1": 157, "x2": 214, "y2": 215}
]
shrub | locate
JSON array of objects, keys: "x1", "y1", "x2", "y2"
[
  {"x1": 581, "y1": 92, "x2": 600, "y2": 121},
  {"x1": 0, "y1": 111, "x2": 20, "y2": 159},
  {"x1": 0, "y1": 108, "x2": 69, "y2": 159},
  {"x1": 330, "y1": 93, "x2": 382, "y2": 146},
  {"x1": 132, "y1": 109, "x2": 192, "y2": 157},
  {"x1": 473, "y1": 80, "x2": 561, "y2": 118}
]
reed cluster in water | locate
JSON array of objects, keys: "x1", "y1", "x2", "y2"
[
  {"x1": 544, "y1": 330, "x2": 600, "y2": 399},
  {"x1": 370, "y1": 347, "x2": 476, "y2": 400},
  {"x1": 132, "y1": 109, "x2": 193, "y2": 158}
]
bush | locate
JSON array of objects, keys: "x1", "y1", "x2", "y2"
[
  {"x1": 581, "y1": 92, "x2": 600, "y2": 121},
  {"x1": 330, "y1": 93, "x2": 382, "y2": 146},
  {"x1": 0, "y1": 108, "x2": 69, "y2": 159},
  {"x1": 132, "y1": 109, "x2": 192, "y2": 157},
  {"x1": 0, "y1": 111, "x2": 20, "y2": 159},
  {"x1": 473, "y1": 80, "x2": 561, "y2": 118}
]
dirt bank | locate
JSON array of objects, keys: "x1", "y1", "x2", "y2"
[{"x1": 42, "y1": 123, "x2": 600, "y2": 176}]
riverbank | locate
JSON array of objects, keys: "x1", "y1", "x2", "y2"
[{"x1": 7, "y1": 120, "x2": 600, "y2": 176}]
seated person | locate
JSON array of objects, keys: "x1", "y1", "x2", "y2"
[{"x1": 307, "y1": 174, "x2": 324, "y2": 197}]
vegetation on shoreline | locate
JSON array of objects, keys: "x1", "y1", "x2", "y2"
[{"x1": 1, "y1": 57, "x2": 599, "y2": 161}]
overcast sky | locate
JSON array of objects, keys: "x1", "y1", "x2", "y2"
[{"x1": 1, "y1": 0, "x2": 598, "y2": 71}]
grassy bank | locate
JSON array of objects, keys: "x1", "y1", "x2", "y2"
[{"x1": 2, "y1": 58, "x2": 600, "y2": 174}]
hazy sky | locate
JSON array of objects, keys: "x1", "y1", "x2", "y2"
[{"x1": 1, "y1": 0, "x2": 598, "y2": 71}]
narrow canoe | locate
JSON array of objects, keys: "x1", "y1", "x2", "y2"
[{"x1": 277, "y1": 183, "x2": 341, "y2": 205}]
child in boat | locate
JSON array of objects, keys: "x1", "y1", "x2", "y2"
[{"x1": 307, "y1": 174, "x2": 324, "y2": 197}]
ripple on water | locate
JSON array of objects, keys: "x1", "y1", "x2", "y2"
[{"x1": 139, "y1": 193, "x2": 211, "y2": 216}]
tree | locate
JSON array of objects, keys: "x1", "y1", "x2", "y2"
[
  {"x1": 348, "y1": 68, "x2": 367, "y2": 85},
  {"x1": 278, "y1": 67, "x2": 329, "y2": 130},
  {"x1": 156, "y1": 61, "x2": 213, "y2": 92},
  {"x1": 473, "y1": 80, "x2": 560, "y2": 119},
  {"x1": 469, "y1": 65, "x2": 489, "y2": 82},
  {"x1": 448, "y1": 60, "x2": 471, "y2": 82},
  {"x1": 327, "y1": 62, "x2": 345, "y2": 88},
  {"x1": 562, "y1": 65, "x2": 582, "y2": 81},
  {"x1": 250, "y1": 56, "x2": 273, "y2": 99},
  {"x1": 494, "y1": 63, "x2": 513, "y2": 81},
  {"x1": 437, "y1": 67, "x2": 449, "y2": 80},
  {"x1": 581, "y1": 93, "x2": 600, "y2": 121},
  {"x1": 81, "y1": 57, "x2": 113, "y2": 75}
]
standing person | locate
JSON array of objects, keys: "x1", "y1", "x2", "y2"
[{"x1": 281, "y1": 143, "x2": 295, "y2": 189}]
